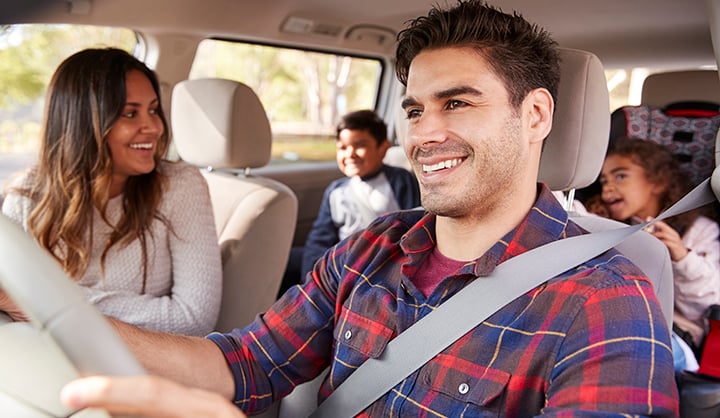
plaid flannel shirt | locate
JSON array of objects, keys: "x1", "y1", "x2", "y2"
[{"x1": 208, "y1": 184, "x2": 679, "y2": 417}]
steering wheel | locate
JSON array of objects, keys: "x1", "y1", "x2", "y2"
[{"x1": 0, "y1": 214, "x2": 145, "y2": 417}]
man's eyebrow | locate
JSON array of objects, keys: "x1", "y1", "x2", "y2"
[
  {"x1": 435, "y1": 85, "x2": 482, "y2": 100},
  {"x1": 401, "y1": 86, "x2": 483, "y2": 110},
  {"x1": 401, "y1": 97, "x2": 418, "y2": 110}
]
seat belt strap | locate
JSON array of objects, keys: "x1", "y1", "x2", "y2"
[{"x1": 310, "y1": 178, "x2": 715, "y2": 418}]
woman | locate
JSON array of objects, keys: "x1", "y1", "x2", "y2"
[{"x1": 1, "y1": 48, "x2": 222, "y2": 336}]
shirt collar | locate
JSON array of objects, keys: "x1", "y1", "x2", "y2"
[{"x1": 400, "y1": 183, "x2": 569, "y2": 277}]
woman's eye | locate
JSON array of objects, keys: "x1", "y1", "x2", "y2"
[{"x1": 123, "y1": 110, "x2": 136, "y2": 118}]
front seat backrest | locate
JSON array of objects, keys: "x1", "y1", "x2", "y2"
[
  {"x1": 172, "y1": 78, "x2": 299, "y2": 332},
  {"x1": 538, "y1": 48, "x2": 673, "y2": 328}
]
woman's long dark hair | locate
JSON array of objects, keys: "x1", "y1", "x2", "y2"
[{"x1": 24, "y1": 47, "x2": 170, "y2": 291}]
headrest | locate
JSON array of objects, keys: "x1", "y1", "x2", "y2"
[
  {"x1": 171, "y1": 78, "x2": 272, "y2": 169},
  {"x1": 538, "y1": 48, "x2": 610, "y2": 191},
  {"x1": 641, "y1": 70, "x2": 720, "y2": 108}
]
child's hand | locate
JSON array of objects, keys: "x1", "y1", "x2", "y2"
[{"x1": 643, "y1": 217, "x2": 689, "y2": 261}]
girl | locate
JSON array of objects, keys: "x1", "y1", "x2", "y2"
[{"x1": 597, "y1": 137, "x2": 720, "y2": 362}]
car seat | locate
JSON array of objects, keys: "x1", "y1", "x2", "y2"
[
  {"x1": 249, "y1": 48, "x2": 676, "y2": 418},
  {"x1": 171, "y1": 78, "x2": 299, "y2": 332},
  {"x1": 610, "y1": 70, "x2": 720, "y2": 187}
]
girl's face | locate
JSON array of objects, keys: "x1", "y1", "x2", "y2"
[
  {"x1": 599, "y1": 154, "x2": 665, "y2": 221},
  {"x1": 106, "y1": 69, "x2": 164, "y2": 196}
]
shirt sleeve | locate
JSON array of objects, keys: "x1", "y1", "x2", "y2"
[
  {"x1": 541, "y1": 268, "x2": 678, "y2": 416},
  {"x1": 207, "y1": 248, "x2": 339, "y2": 413}
]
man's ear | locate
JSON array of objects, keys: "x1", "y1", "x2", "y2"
[{"x1": 524, "y1": 88, "x2": 554, "y2": 144}]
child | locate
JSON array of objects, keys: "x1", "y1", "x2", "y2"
[
  {"x1": 277, "y1": 110, "x2": 421, "y2": 295},
  {"x1": 594, "y1": 137, "x2": 720, "y2": 369}
]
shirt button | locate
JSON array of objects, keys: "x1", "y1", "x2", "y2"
[
  {"x1": 458, "y1": 383, "x2": 469, "y2": 395},
  {"x1": 344, "y1": 330, "x2": 352, "y2": 340}
]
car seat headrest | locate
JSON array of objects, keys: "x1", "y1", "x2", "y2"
[
  {"x1": 171, "y1": 78, "x2": 272, "y2": 169},
  {"x1": 538, "y1": 48, "x2": 611, "y2": 191},
  {"x1": 641, "y1": 70, "x2": 720, "y2": 108}
]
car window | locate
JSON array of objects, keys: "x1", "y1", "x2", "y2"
[
  {"x1": 606, "y1": 67, "x2": 717, "y2": 111},
  {"x1": 189, "y1": 39, "x2": 384, "y2": 165},
  {"x1": 0, "y1": 24, "x2": 138, "y2": 192}
]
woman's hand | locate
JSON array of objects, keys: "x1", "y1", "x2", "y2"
[
  {"x1": 61, "y1": 375, "x2": 247, "y2": 418},
  {"x1": 0, "y1": 288, "x2": 30, "y2": 322},
  {"x1": 644, "y1": 218, "x2": 689, "y2": 262}
]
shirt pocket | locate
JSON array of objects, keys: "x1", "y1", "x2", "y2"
[
  {"x1": 417, "y1": 353, "x2": 510, "y2": 416},
  {"x1": 333, "y1": 307, "x2": 394, "y2": 367}
]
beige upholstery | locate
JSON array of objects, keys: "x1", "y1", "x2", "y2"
[
  {"x1": 641, "y1": 70, "x2": 720, "y2": 108},
  {"x1": 172, "y1": 78, "x2": 298, "y2": 332},
  {"x1": 538, "y1": 48, "x2": 611, "y2": 191},
  {"x1": 538, "y1": 48, "x2": 673, "y2": 328}
]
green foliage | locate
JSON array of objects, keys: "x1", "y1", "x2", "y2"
[
  {"x1": 0, "y1": 24, "x2": 136, "y2": 155},
  {"x1": 0, "y1": 24, "x2": 136, "y2": 108}
]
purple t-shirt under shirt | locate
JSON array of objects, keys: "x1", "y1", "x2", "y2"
[{"x1": 413, "y1": 246, "x2": 466, "y2": 297}]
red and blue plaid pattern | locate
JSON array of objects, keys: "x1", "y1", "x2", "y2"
[{"x1": 209, "y1": 184, "x2": 679, "y2": 416}]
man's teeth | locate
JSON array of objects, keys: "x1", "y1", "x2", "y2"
[
  {"x1": 130, "y1": 143, "x2": 153, "y2": 149},
  {"x1": 423, "y1": 158, "x2": 461, "y2": 173}
]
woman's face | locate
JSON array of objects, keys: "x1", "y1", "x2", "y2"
[
  {"x1": 599, "y1": 154, "x2": 664, "y2": 221},
  {"x1": 105, "y1": 69, "x2": 164, "y2": 195}
]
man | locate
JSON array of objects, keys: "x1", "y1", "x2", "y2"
[{"x1": 62, "y1": 1, "x2": 679, "y2": 416}]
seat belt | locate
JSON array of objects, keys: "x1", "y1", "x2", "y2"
[{"x1": 309, "y1": 177, "x2": 716, "y2": 418}]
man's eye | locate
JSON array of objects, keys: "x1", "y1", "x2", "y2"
[
  {"x1": 405, "y1": 109, "x2": 421, "y2": 120},
  {"x1": 446, "y1": 100, "x2": 465, "y2": 110}
]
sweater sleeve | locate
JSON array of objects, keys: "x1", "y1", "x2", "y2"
[
  {"x1": 673, "y1": 215, "x2": 720, "y2": 323},
  {"x1": 81, "y1": 162, "x2": 223, "y2": 336},
  {"x1": 1, "y1": 170, "x2": 33, "y2": 229}
]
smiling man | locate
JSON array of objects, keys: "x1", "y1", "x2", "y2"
[{"x1": 61, "y1": 1, "x2": 679, "y2": 417}]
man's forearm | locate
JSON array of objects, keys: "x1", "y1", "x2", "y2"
[{"x1": 110, "y1": 318, "x2": 236, "y2": 399}]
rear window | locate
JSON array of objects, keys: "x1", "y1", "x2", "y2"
[
  {"x1": 189, "y1": 39, "x2": 384, "y2": 164},
  {"x1": 0, "y1": 24, "x2": 138, "y2": 192},
  {"x1": 605, "y1": 67, "x2": 717, "y2": 111}
]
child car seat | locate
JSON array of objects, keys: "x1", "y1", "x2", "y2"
[{"x1": 610, "y1": 100, "x2": 720, "y2": 187}]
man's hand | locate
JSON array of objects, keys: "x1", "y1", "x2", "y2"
[{"x1": 61, "y1": 375, "x2": 247, "y2": 418}]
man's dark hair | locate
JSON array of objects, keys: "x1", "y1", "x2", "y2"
[
  {"x1": 395, "y1": 0, "x2": 560, "y2": 109},
  {"x1": 336, "y1": 109, "x2": 388, "y2": 146}
]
